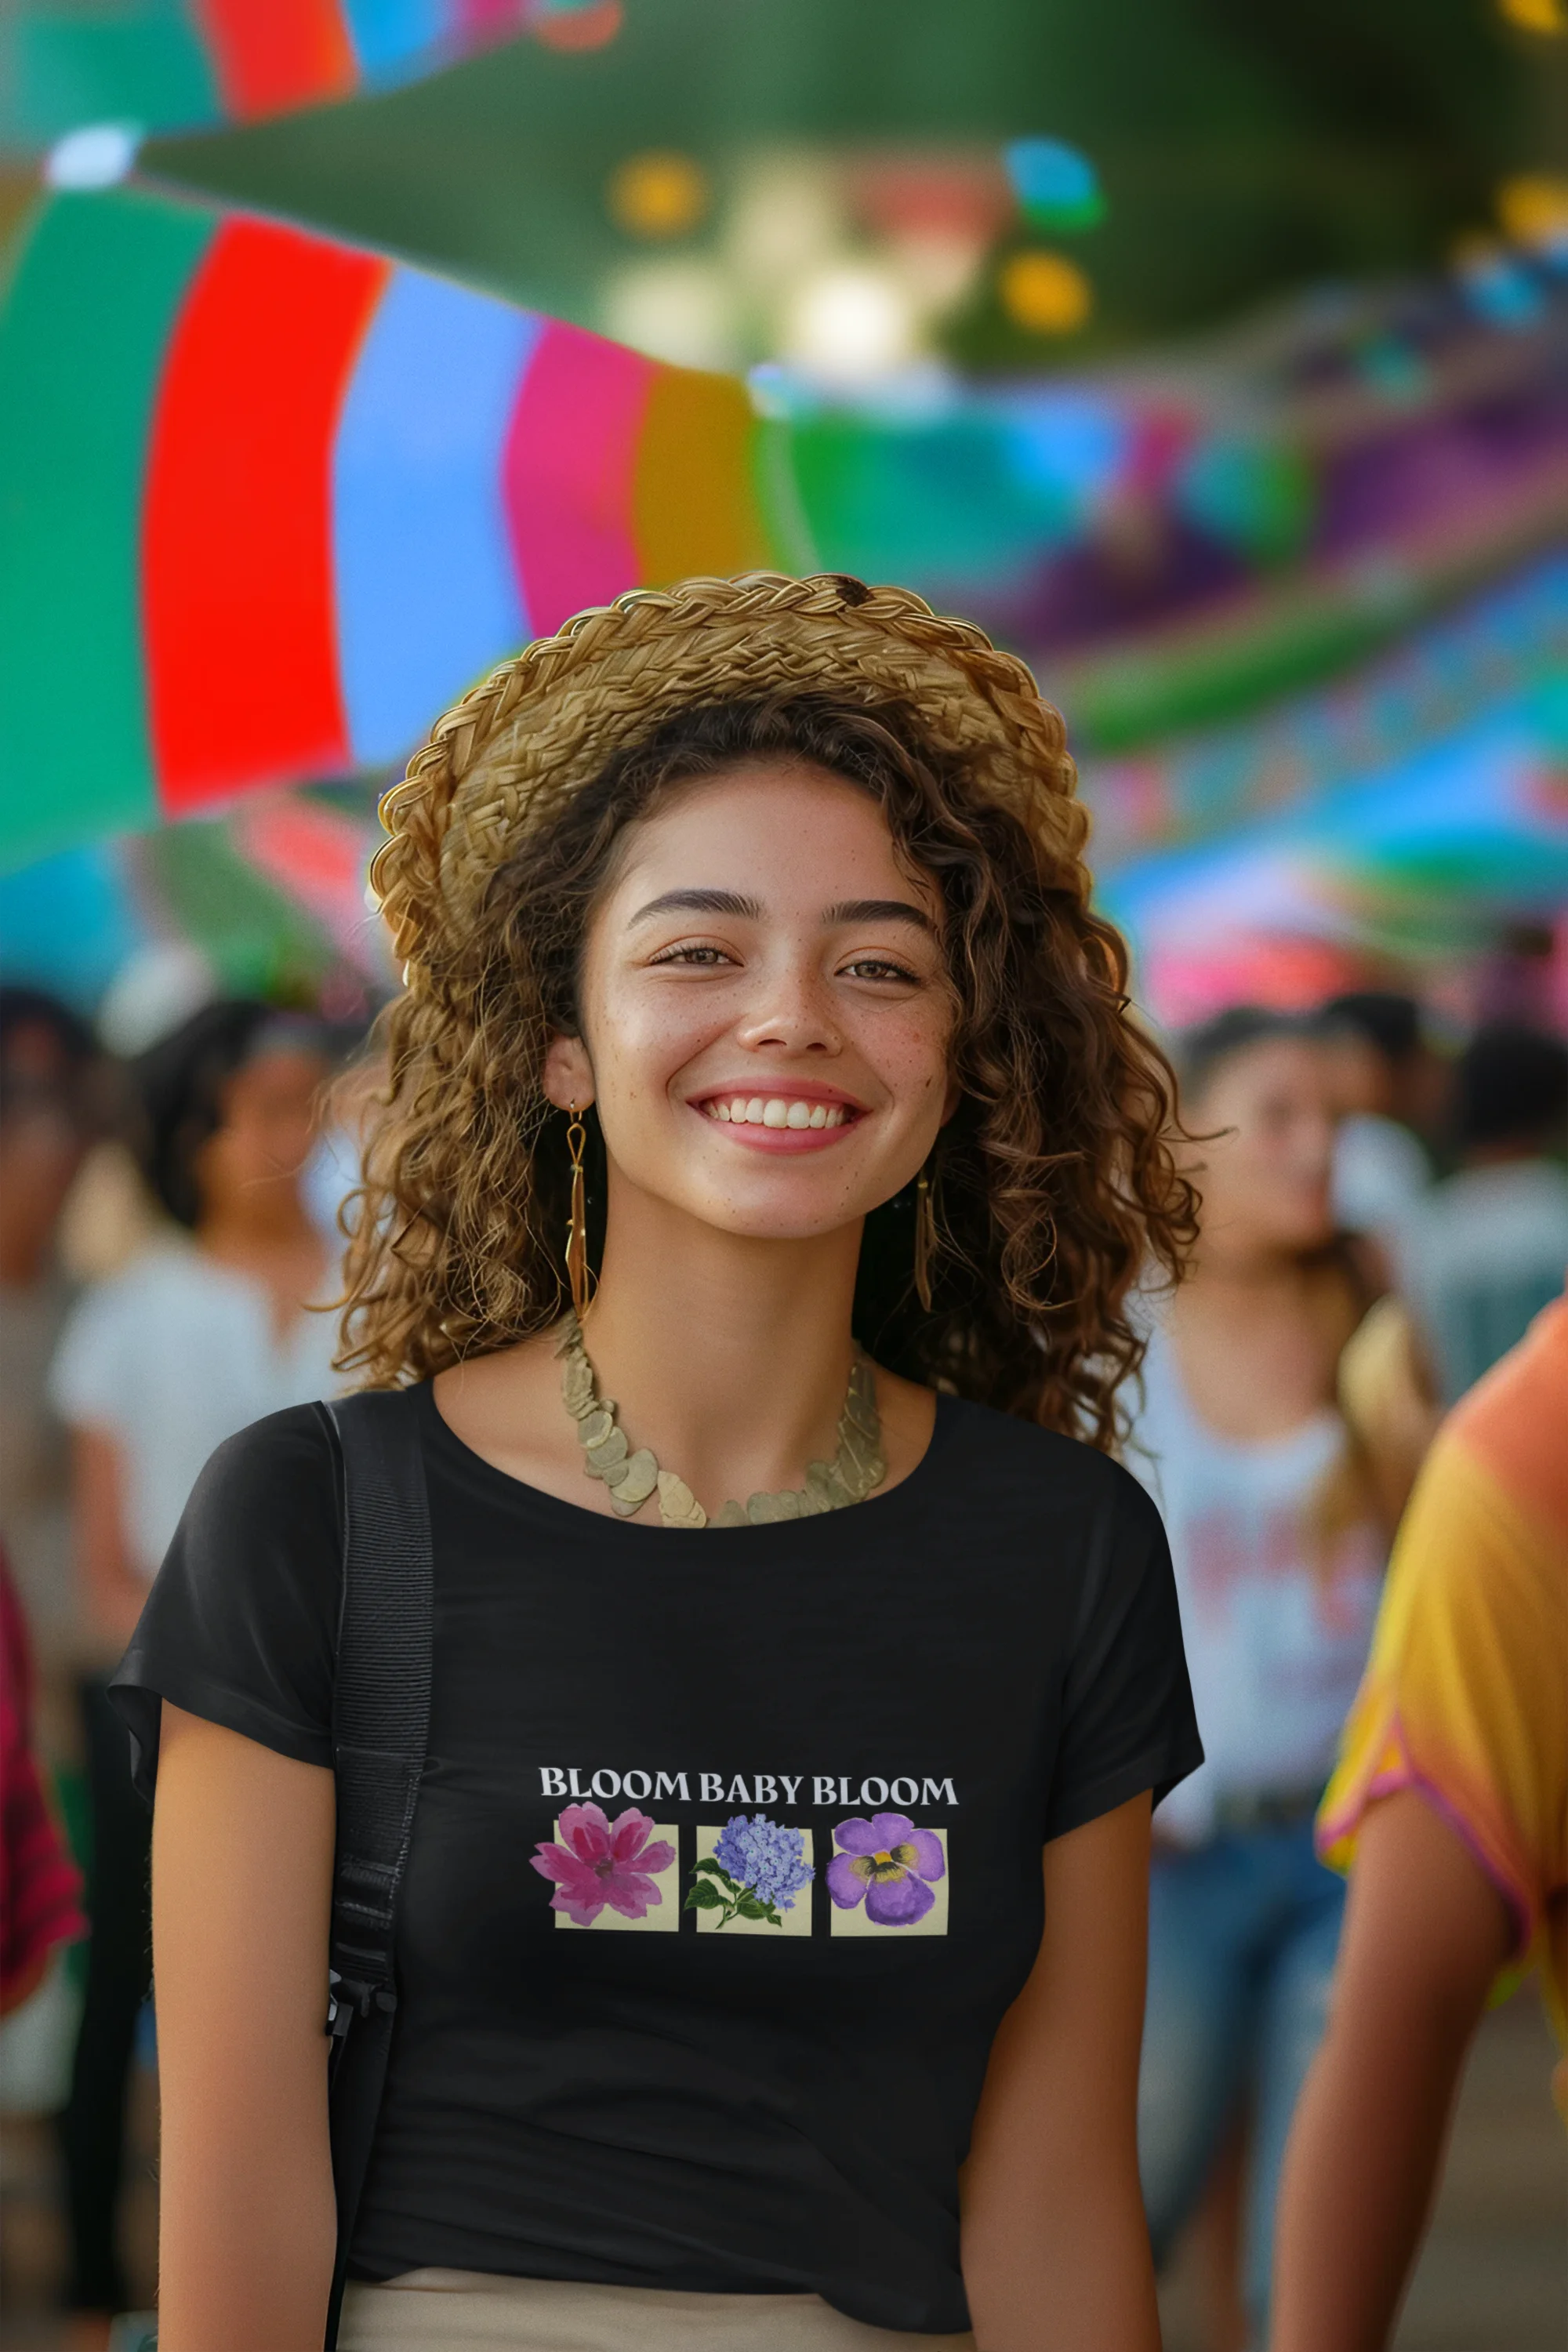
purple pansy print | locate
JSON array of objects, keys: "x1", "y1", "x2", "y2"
[
  {"x1": 826, "y1": 1812, "x2": 946, "y2": 1926},
  {"x1": 532, "y1": 1802, "x2": 675, "y2": 1927}
]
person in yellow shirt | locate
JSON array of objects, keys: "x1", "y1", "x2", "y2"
[{"x1": 1271, "y1": 1286, "x2": 1568, "y2": 2352}]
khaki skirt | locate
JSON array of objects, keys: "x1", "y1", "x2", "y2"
[{"x1": 338, "y1": 2270, "x2": 975, "y2": 2352}]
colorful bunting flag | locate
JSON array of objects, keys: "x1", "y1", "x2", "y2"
[{"x1": 0, "y1": 187, "x2": 772, "y2": 870}]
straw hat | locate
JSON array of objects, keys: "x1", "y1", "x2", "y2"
[{"x1": 372, "y1": 571, "x2": 1086, "y2": 971}]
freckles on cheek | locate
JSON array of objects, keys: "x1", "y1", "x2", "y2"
[{"x1": 602, "y1": 994, "x2": 713, "y2": 1106}]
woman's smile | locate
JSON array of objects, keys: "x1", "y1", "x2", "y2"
[{"x1": 693, "y1": 1083, "x2": 862, "y2": 1152}]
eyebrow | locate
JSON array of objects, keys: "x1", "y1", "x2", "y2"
[
  {"x1": 629, "y1": 889, "x2": 935, "y2": 935},
  {"x1": 629, "y1": 889, "x2": 764, "y2": 924},
  {"x1": 824, "y1": 898, "x2": 935, "y2": 935}
]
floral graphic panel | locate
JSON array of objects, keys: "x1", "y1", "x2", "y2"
[
  {"x1": 691, "y1": 1818, "x2": 815, "y2": 1936},
  {"x1": 827, "y1": 1813, "x2": 949, "y2": 1937},
  {"x1": 532, "y1": 1803, "x2": 678, "y2": 1933}
]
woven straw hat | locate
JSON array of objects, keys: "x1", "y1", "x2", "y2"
[{"x1": 372, "y1": 571, "x2": 1085, "y2": 969}]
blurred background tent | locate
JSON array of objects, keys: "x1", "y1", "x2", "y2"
[
  {"x1": 0, "y1": 183, "x2": 769, "y2": 872},
  {"x1": 0, "y1": 2, "x2": 544, "y2": 143},
  {"x1": 124, "y1": 0, "x2": 1551, "y2": 360},
  {"x1": 0, "y1": 0, "x2": 1565, "y2": 1025}
]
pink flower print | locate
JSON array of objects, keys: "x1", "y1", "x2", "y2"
[
  {"x1": 826, "y1": 1812, "x2": 946, "y2": 1926},
  {"x1": 531, "y1": 1802, "x2": 676, "y2": 1927}
]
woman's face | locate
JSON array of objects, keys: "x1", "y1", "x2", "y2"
[
  {"x1": 544, "y1": 760, "x2": 959, "y2": 1243},
  {"x1": 196, "y1": 1047, "x2": 327, "y2": 1221},
  {"x1": 1188, "y1": 1036, "x2": 1338, "y2": 1258}
]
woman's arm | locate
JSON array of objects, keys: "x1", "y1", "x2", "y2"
[
  {"x1": 152, "y1": 1703, "x2": 338, "y2": 2352},
  {"x1": 1271, "y1": 1789, "x2": 1513, "y2": 2352},
  {"x1": 71, "y1": 1427, "x2": 152, "y2": 1650},
  {"x1": 961, "y1": 1791, "x2": 1159, "y2": 2352}
]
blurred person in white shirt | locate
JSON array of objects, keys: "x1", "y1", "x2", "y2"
[
  {"x1": 47, "y1": 1000, "x2": 336, "y2": 2347},
  {"x1": 1127, "y1": 1009, "x2": 1406, "y2": 2351}
]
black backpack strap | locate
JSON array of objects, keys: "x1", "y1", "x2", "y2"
[{"x1": 318, "y1": 1389, "x2": 433, "y2": 2352}]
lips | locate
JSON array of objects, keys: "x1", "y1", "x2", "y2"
[{"x1": 702, "y1": 1094, "x2": 853, "y2": 1131}]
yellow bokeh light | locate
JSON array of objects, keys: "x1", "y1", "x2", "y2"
[
  {"x1": 1497, "y1": 0, "x2": 1566, "y2": 31},
  {"x1": 999, "y1": 250, "x2": 1092, "y2": 334},
  {"x1": 1498, "y1": 173, "x2": 1568, "y2": 246},
  {"x1": 608, "y1": 152, "x2": 710, "y2": 241}
]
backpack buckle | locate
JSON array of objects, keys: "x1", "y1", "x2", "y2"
[{"x1": 326, "y1": 1968, "x2": 397, "y2": 2040}]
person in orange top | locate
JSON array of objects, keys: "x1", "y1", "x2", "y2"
[{"x1": 1271, "y1": 1285, "x2": 1568, "y2": 2352}]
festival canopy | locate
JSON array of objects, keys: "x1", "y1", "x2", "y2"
[
  {"x1": 0, "y1": 789, "x2": 391, "y2": 1011},
  {"x1": 133, "y1": 0, "x2": 1523, "y2": 365},
  {"x1": 0, "y1": 1, "x2": 574, "y2": 148},
  {"x1": 0, "y1": 185, "x2": 770, "y2": 871},
  {"x1": 1104, "y1": 696, "x2": 1568, "y2": 1025},
  {"x1": 1080, "y1": 554, "x2": 1568, "y2": 867}
]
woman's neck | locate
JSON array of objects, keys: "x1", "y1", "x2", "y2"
[
  {"x1": 579, "y1": 1183, "x2": 866, "y2": 1506},
  {"x1": 1183, "y1": 1230, "x2": 1314, "y2": 1298},
  {"x1": 1167, "y1": 1233, "x2": 1351, "y2": 1442}
]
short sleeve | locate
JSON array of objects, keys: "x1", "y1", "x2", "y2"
[
  {"x1": 1045, "y1": 1465, "x2": 1203, "y2": 1841},
  {"x1": 1317, "y1": 1425, "x2": 1568, "y2": 1974},
  {"x1": 108, "y1": 1405, "x2": 343, "y2": 1805},
  {"x1": 49, "y1": 1277, "x2": 134, "y2": 1433}
]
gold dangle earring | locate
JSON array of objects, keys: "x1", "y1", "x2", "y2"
[
  {"x1": 564, "y1": 1104, "x2": 594, "y2": 1323},
  {"x1": 913, "y1": 1162, "x2": 937, "y2": 1313}
]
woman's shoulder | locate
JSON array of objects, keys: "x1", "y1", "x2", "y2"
[
  {"x1": 184, "y1": 1401, "x2": 342, "y2": 1539},
  {"x1": 936, "y1": 1391, "x2": 1161, "y2": 1526},
  {"x1": 114, "y1": 1403, "x2": 347, "y2": 1793}
]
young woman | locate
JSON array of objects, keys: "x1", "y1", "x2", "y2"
[
  {"x1": 111, "y1": 574, "x2": 1203, "y2": 2352},
  {"x1": 50, "y1": 998, "x2": 336, "y2": 2346},
  {"x1": 1127, "y1": 1008, "x2": 1396, "y2": 2350}
]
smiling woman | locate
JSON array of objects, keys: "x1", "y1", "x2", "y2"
[{"x1": 110, "y1": 572, "x2": 1204, "y2": 2352}]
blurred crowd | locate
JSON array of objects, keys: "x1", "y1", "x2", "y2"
[
  {"x1": 0, "y1": 978, "x2": 363, "y2": 2347},
  {"x1": 0, "y1": 972, "x2": 1563, "y2": 2351},
  {"x1": 1123, "y1": 993, "x2": 1567, "y2": 2351}
]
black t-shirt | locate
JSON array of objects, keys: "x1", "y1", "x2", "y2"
[{"x1": 111, "y1": 1382, "x2": 1200, "y2": 2335}]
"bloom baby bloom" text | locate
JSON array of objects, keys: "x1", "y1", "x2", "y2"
[{"x1": 537, "y1": 1766, "x2": 958, "y2": 1809}]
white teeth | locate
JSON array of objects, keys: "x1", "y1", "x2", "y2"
[{"x1": 707, "y1": 1095, "x2": 849, "y2": 1128}]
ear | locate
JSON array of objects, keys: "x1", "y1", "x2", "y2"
[{"x1": 543, "y1": 1033, "x2": 595, "y2": 1112}]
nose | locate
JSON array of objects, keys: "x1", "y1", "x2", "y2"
[{"x1": 732, "y1": 956, "x2": 842, "y2": 1058}]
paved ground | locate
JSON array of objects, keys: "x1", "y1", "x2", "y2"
[
  {"x1": 1159, "y1": 1986, "x2": 1568, "y2": 2352},
  {"x1": 3, "y1": 1991, "x2": 1563, "y2": 2347}
]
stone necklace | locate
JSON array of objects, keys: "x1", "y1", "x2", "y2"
[{"x1": 555, "y1": 1312, "x2": 885, "y2": 1529}]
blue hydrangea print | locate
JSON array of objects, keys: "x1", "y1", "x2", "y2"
[{"x1": 687, "y1": 1813, "x2": 815, "y2": 1929}]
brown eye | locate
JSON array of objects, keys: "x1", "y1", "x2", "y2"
[
  {"x1": 648, "y1": 944, "x2": 733, "y2": 967},
  {"x1": 842, "y1": 957, "x2": 919, "y2": 984}
]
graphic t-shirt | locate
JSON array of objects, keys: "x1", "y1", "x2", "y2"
[
  {"x1": 110, "y1": 1382, "x2": 1201, "y2": 2334},
  {"x1": 1127, "y1": 1321, "x2": 1383, "y2": 1846}
]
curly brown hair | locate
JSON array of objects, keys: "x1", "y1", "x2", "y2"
[{"x1": 339, "y1": 664, "x2": 1195, "y2": 1448}]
